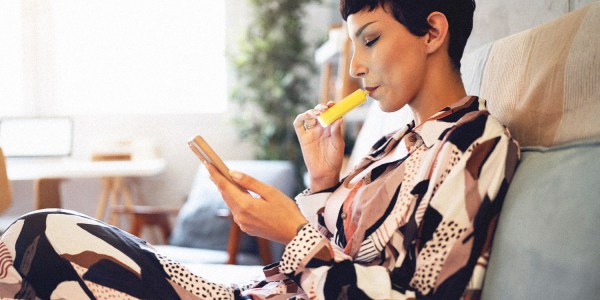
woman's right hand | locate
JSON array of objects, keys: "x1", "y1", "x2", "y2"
[{"x1": 293, "y1": 102, "x2": 345, "y2": 192}]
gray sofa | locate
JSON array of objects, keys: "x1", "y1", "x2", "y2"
[{"x1": 160, "y1": 3, "x2": 600, "y2": 298}]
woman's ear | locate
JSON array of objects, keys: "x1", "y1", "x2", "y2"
[{"x1": 425, "y1": 12, "x2": 449, "y2": 54}]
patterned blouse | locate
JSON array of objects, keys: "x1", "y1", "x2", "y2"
[{"x1": 278, "y1": 96, "x2": 520, "y2": 299}]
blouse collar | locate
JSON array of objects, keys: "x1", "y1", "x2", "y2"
[{"x1": 412, "y1": 96, "x2": 481, "y2": 148}]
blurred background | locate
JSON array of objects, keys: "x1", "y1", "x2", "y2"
[{"x1": 0, "y1": 0, "x2": 593, "y2": 224}]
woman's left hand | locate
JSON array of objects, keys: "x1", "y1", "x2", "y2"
[{"x1": 205, "y1": 162, "x2": 308, "y2": 245}]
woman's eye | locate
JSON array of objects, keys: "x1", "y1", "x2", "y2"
[{"x1": 365, "y1": 36, "x2": 380, "y2": 47}]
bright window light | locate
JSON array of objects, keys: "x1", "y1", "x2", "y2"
[
  {"x1": 50, "y1": 0, "x2": 227, "y2": 115},
  {"x1": 0, "y1": 1, "x2": 26, "y2": 117},
  {"x1": 0, "y1": 0, "x2": 227, "y2": 116}
]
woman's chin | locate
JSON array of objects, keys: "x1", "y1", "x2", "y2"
[
  {"x1": 377, "y1": 101, "x2": 396, "y2": 113},
  {"x1": 377, "y1": 99, "x2": 409, "y2": 113}
]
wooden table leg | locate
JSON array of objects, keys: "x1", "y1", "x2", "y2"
[
  {"x1": 226, "y1": 222, "x2": 242, "y2": 264},
  {"x1": 219, "y1": 208, "x2": 273, "y2": 265},
  {"x1": 156, "y1": 213, "x2": 172, "y2": 242},
  {"x1": 96, "y1": 176, "x2": 137, "y2": 226},
  {"x1": 113, "y1": 205, "x2": 177, "y2": 244},
  {"x1": 129, "y1": 213, "x2": 144, "y2": 237},
  {"x1": 257, "y1": 237, "x2": 273, "y2": 265},
  {"x1": 96, "y1": 178, "x2": 113, "y2": 220},
  {"x1": 0, "y1": 148, "x2": 11, "y2": 214},
  {"x1": 34, "y1": 178, "x2": 62, "y2": 209},
  {"x1": 108, "y1": 178, "x2": 123, "y2": 225}
]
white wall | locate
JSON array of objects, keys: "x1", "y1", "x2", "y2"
[{"x1": 466, "y1": 0, "x2": 596, "y2": 53}]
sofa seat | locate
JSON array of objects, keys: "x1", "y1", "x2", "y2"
[
  {"x1": 153, "y1": 244, "x2": 263, "y2": 266},
  {"x1": 153, "y1": 245, "x2": 265, "y2": 286},
  {"x1": 184, "y1": 263, "x2": 264, "y2": 286}
]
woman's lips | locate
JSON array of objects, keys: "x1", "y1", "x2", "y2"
[{"x1": 365, "y1": 86, "x2": 379, "y2": 94}]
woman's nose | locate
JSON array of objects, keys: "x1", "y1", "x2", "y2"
[{"x1": 349, "y1": 55, "x2": 367, "y2": 79}]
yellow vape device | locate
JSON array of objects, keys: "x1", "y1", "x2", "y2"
[{"x1": 317, "y1": 89, "x2": 369, "y2": 127}]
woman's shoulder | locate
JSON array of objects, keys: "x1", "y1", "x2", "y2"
[{"x1": 442, "y1": 97, "x2": 516, "y2": 148}]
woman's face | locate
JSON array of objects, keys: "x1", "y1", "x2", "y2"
[{"x1": 347, "y1": 6, "x2": 428, "y2": 112}]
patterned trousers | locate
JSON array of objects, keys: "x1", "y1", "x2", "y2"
[{"x1": 0, "y1": 209, "x2": 239, "y2": 299}]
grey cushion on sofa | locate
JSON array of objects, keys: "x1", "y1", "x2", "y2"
[
  {"x1": 169, "y1": 169, "x2": 237, "y2": 251},
  {"x1": 482, "y1": 139, "x2": 600, "y2": 300},
  {"x1": 168, "y1": 160, "x2": 296, "y2": 259}
]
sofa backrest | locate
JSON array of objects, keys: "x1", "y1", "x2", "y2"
[{"x1": 467, "y1": 2, "x2": 600, "y2": 148}]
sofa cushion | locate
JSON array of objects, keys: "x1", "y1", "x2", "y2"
[
  {"x1": 153, "y1": 244, "x2": 262, "y2": 266},
  {"x1": 482, "y1": 139, "x2": 600, "y2": 299},
  {"x1": 169, "y1": 160, "x2": 296, "y2": 257},
  {"x1": 480, "y1": 2, "x2": 600, "y2": 147},
  {"x1": 460, "y1": 42, "x2": 493, "y2": 96}
]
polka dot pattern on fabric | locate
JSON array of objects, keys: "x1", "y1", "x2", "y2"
[
  {"x1": 410, "y1": 220, "x2": 468, "y2": 294},
  {"x1": 431, "y1": 147, "x2": 462, "y2": 196},
  {"x1": 280, "y1": 224, "x2": 325, "y2": 275},
  {"x1": 395, "y1": 144, "x2": 424, "y2": 219},
  {"x1": 156, "y1": 253, "x2": 234, "y2": 299}
]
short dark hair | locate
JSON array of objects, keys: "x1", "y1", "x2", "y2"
[{"x1": 340, "y1": 0, "x2": 475, "y2": 72}]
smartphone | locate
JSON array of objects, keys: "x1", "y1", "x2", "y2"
[{"x1": 188, "y1": 135, "x2": 246, "y2": 192}]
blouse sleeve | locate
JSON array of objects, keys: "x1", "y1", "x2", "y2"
[
  {"x1": 295, "y1": 190, "x2": 331, "y2": 227},
  {"x1": 280, "y1": 113, "x2": 520, "y2": 299}
]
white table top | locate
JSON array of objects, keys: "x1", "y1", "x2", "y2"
[{"x1": 6, "y1": 158, "x2": 166, "y2": 181}]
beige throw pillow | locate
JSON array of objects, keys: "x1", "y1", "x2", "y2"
[{"x1": 481, "y1": 2, "x2": 600, "y2": 147}]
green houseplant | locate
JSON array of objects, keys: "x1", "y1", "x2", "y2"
[{"x1": 231, "y1": 0, "x2": 320, "y2": 188}]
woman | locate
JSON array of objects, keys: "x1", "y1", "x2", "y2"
[{"x1": 0, "y1": 0, "x2": 519, "y2": 299}]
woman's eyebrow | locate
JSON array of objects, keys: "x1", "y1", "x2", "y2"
[{"x1": 355, "y1": 21, "x2": 377, "y2": 38}]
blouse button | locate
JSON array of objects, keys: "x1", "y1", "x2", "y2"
[
  {"x1": 341, "y1": 212, "x2": 347, "y2": 220},
  {"x1": 408, "y1": 135, "x2": 417, "y2": 143}
]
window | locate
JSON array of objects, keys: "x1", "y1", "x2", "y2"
[
  {"x1": 0, "y1": 1, "x2": 26, "y2": 117},
  {"x1": 0, "y1": 0, "x2": 227, "y2": 116}
]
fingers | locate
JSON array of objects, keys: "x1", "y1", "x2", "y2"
[
  {"x1": 206, "y1": 162, "x2": 280, "y2": 204},
  {"x1": 293, "y1": 101, "x2": 336, "y2": 133},
  {"x1": 204, "y1": 163, "x2": 248, "y2": 209},
  {"x1": 229, "y1": 170, "x2": 281, "y2": 200},
  {"x1": 330, "y1": 118, "x2": 346, "y2": 150},
  {"x1": 293, "y1": 109, "x2": 319, "y2": 134},
  {"x1": 207, "y1": 162, "x2": 307, "y2": 244}
]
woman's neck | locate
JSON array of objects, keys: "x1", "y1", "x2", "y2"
[{"x1": 409, "y1": 58, "x2": 467, "y2": 125}]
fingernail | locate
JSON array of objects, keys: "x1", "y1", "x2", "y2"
[{"x1": 229, "y1": 170, "x2": 242, "y2": 180}]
